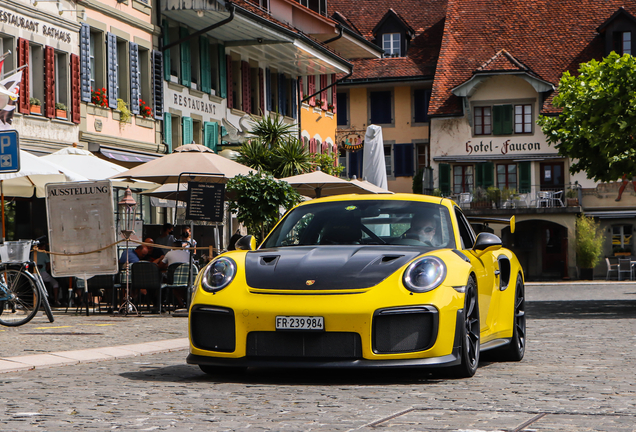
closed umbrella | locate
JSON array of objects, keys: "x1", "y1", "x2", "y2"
[
  {"x1": 281, "y1": 170, "x2": 375, "y2": 198},
  {"x1": 362, "y1": 125, "x2": 388, "y2": 190}
]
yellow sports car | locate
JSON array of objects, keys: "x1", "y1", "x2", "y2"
[{"x1": 187, "y1": 194, "x2": 525, "y2": 377}]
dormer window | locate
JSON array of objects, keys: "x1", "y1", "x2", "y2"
[
  {"x1": 614, "y1": 31, "x2": 632, "y2": 55},
  {"x1": 382, "y1": 33, "x2": 401, "y2": 57}
]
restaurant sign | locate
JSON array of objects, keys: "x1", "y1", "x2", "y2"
[
  {"x1": 465, "y1": 139, "x2": 547, "y2": 156},
  {"x1": 46, "y1": 180, "x2": 118, "y2": 277}
]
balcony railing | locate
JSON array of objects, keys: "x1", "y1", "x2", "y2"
[{"x1": 448, "y1": 184, "x2": 581, "y2": 211}]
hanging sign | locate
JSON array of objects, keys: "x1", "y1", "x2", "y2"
[{"x1": 186, "y1": 181, "x2": 225, "y2": 222}]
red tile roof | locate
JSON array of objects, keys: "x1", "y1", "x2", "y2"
[
  {"x1": 328, "y1": 0, "x2": 448, "y2": 81},
  {"x1": 430, "y1": 0, "x2": 636, "y2": 116}
]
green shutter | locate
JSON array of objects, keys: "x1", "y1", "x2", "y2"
[
  {"x1": 180, "y1": 27, "x2": 191, "y2": 88},
  {"x1": 182, "y1": 116, "x2": 193, "y2": 146},
  {"x1": 218, "y1": 43, "x2": 227, "y2": 98},
  {"x1": 476, "y1": 162, "x2": 494, "y2": 188},
  {"x1": 493, "y1": 105, "x2": 512, "y2": 135},
  {"x1": 519, "y1": 161, "x2": 531, "y2": 193},
  {"x1": 439, "y1": 163, "x2": 451, "y2": 196},
  {"x1": 163, "y1": 112, "x2": 172, "y2": 153},
  {"x1": 162, "y1": 20, "x2": 170, "y2": 81},
  {"x1": 204, "y1": 121, "x2": 219, "y2": 152},
  {"x1": 200, "y1": 37, "x2": 211, "y2": 94}
]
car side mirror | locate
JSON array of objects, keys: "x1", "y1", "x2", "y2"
[
  {"x1": 473, "y1": 232, "x2": 502, "y2": 254},
  {"x1": 235, "y1": 235, "x2": 256, "y2": 251}
]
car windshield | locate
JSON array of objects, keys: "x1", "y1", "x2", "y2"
[{"x1": 262, "y1": 200, "x2": 456, "y2": 249}]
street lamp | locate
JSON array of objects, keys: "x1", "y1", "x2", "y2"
[{"x1": 118, "y1": 187, "x2": 138, "y2": 315}]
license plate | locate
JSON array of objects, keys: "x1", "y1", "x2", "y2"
[{"x1": 275, "y1": 316, "x2": 324, "y2": 330}]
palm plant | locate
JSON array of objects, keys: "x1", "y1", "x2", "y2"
[
  {"x1": 237, "y1": 139, "x2": 272, "y2": 173},
  {"x1": 249, "y1": 112, "x2": 296, "y2": 148},
  {"x1": 272, "y1": 138, "x2": 313, "y2": 177}
]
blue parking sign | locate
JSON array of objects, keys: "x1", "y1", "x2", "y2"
[{"x1": 0, "y1": 130, "x2": 20, "y2": 173}]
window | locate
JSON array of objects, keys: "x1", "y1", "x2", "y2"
[
  {"x1": 384, "y1": 144, "x2": 393, "y2": 178},
  {"x1": 190, "y1": 36, "x2": 200, "y2": 90},
  {"x1": 89, "y1": 31, "x2": 104, "y2": 92},
  {"x1": 540, "y1": 162, "x2": 564, "y2": 189},
  {"x1": 614, "y1": 31, "x2": 632, "y2": 55},
  {"x1": 192, "y1": 119, "x2": 202, "y2": 145},
  {"x1": 514, "y1": 104, "x2": 532, "y2": 133},
  {"x1": 297, "y1": 0, "x2": 327, "y2": 17},
  {"x1": 455, "y1": 208, "x2": 476, "y2": 250},
  {"x1": 336, "y1": 92, "x2": 348, "y2": 126},
  {"x1": 453, "y1": 165, "x2": 473, "y2": 193},
  {"x1": 413, "y1": 89, "x2": 430, "y2": 123},
  {"x1": 382, "y1": 33, "x2": 400, "y2": 57},
  {"x1": 168, "y1": 25, "x2": 180, "y2": 82},
  {"x1": 257, "y1": 0, "x2": 270, "y2": 10},
  {"x1": 497, "y1": 164, "x2": 517, "y2": 190},
  {"x1": 139, "y1": 48, "x2": 150, "y2": 109},
  {"x1": 54, "y1": 51, "x2": 68, "y2": 108},
  {"x1": 370, "y1": 90, "x2": 392, "y2": 124},
  {"x1": 416, "y1": 142, "x2": 429, "y2": 170},
  {"x1": 29, "y1": 44, "x2": 44, "y2": 106},
  {"x1": 116, "y1": 38, "x2": 129, "y2": 102},
  {"x1": 250, "y1": 62, "x2": 259, "y2": 115},
  {"x1": 171, "y1": 114, "x2": 180, "y2": 149},
  {"x1": 612, "y1": 225, "x2": 633, "y2": 254},
  {"x1": 0, "y1": 36, "x2": 15, "y2": 80},
  {"x1": 474, "y1": 106, "x2": 491, "y2": 135}
]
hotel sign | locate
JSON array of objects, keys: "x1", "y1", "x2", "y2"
[{"x1": 465, "y1": 139, "x2": 549, "y2": 156}]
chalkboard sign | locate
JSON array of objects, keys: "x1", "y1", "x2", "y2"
[{"x1": 186, "y1": 181, "x2": 225, "y2": 222}]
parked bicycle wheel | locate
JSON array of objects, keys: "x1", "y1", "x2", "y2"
[
  {"x1": 33, "y1": 267, "x2": 54, "y2": 323},
  {"x1": 0, "y1": 268, "x2": 40, "y2": 326}
]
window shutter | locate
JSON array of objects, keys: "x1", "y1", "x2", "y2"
[
  {"x1": 258, "y1": 68, "x2": 264, "y2": 115},
  {"x1": 162, "y1": 20, "x2": 170, "y2": 81},
  {"x1": 519, "y1": 161, "x2": 531, "y2": 193},
  {"x1": 502, "y1": 104, "x2": 513, "y2": 134},
  {"x1": 182, "y1": 116, "x2": 193, "y2": 146},
  {"x1": 129, "y1": 42, "x2": 140, "y2": 115},
  {"x1": 180, "y1": 27, "x2": 191, "y2": 87},
  {"x1": 394, "y1": 143, "x2": 414, "y2": 177},
  {"x1": 44, "y1": 46, "x2": 55, "y2": 119},
  {"x1": 476, "y1": 162, "x2": 493, "y2": 188},
  {"x1": 163, "y1": 112, "x2": 172, "y2": 153},
  {"x1": 106, "y1": 32, "x2": 118, "y2": 109},
  {"x1": 279, "y1": 74, "x2": 286, "y2": 116},
  {"x1": 370, "y1": 91, "x2": 392, "y2": 124},
  {"x1": 320, "y1": 74, "x2": 328, "y2": 110},
  {"x1": 80, "y1": 24, "x2": 91, "y2": 102},
  {"x1": 200, "y1": 37, "x2": 211, "y2": 94},
  {"x1": 226, "y1": 55, "x2": 232, "y2": 109},
  {"x1": 493, "y1": 104, "x2": 512, "y2": 135},
  {"x1": 331, "y1": 74, "x2": 337, "y2": 114},
  {"x1": 336, "y1": 92, "x2": 348, "y2": 126},
  {"x1": 217, "y1": 43, "x2": 226, "y2": 98},
  {"x1": 241, "y1": 61, "x2": 251, "y2": 114},
  {"x1": 18, "y1": 38, "x2": 30, "y2": 114},
  {"x1": 152, "y1": 50, "x2": 164, "y2": 120},
  {"x1": 309, "y1": 138, "x2": 316, "y2": 154},
  {"x1": 204, "y1": 121, "x2": 219, "y2": 152},
  {"x1": 70, "y1": 54, "x2": 81, "y2": 124},
  {"x1": 308, "y1": 75, "x2": 315, "y2": 106},
  {"x1": 299, "y1": 76, "x2": 303, "y2": 99},
  {"x1": 265, "y1": 68, "x2": 272, "y2": 111},
  {"x1": 413, "y1": 89, "x2": 430, "y2": 123},
  {"x1": 291, "y1": 78, "x2": 297, "y2": 119},
  {"x1": 439, "y1": 163, "x2": 451, "y2": 196}
]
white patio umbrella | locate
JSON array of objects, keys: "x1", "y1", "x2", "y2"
[
  {"x1": 281, "y1": 170, "x2": 376, "y2": 198},
  {"x1": 41, "y1": 146, "x2": 156, "y2": 190},
  {"x1": 350, "y1": 178, "x2": 393, "y2": 194}
]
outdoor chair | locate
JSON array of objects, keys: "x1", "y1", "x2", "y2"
[
  {"x1": 130, "y1": 261, "x2": 163, "y2": 313},
  {"x1": 617, "y1": 258, "x2": 633, "y2": 281},
  {"x1": 164, "y1": 262, "x2": 198, "y2": 311},
  {"x1": 88, "y1": 274, "x2": 118, "y2": 313},
  {"x1": 459, "y1": 192, "x2": 472, "y2": 209},
  {"x1": 605, "y1": 257, "x2": 618, "y2": 280}
]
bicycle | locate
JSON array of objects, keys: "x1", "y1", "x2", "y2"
[{"x1": 0, "y1": 240, "x2": 54, "y2": 327}]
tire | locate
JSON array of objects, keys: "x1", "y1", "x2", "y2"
[
  {"x1": 451, "y1": 276, "x2": 480, "y2": 378},
  {"x1": 497, "y1": 273, "x2": 526, "y2": 361},
  {"x1": 0, "y1": 268, "x2": 41, "y2": 327},
  {"x1": 199, "y1": 364, "x2": 247, "y2": 375},
  {"x1": 39, "y1": 286, "x2": 55, "y2": 323}
]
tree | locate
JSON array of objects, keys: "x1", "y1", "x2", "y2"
[
  {"x1": 226, "y1": 172, "x2": 302, "y2": 243},
  {"x1": 575, "y1": 214, "x2": 605, "y2": 270},
  {"x1": 538, "y1": 52, "x2": 636, "y2": 182}
]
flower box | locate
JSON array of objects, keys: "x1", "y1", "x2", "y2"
[
  {"x1": 566, "y1": 198, "x2": 579, "y2": 206},
  {"x1": 56, "y1": 109, "x2": 67, "y2": 119},
  {"x1": 30, "y1": 105, "x2": 41, "y2": 114}
]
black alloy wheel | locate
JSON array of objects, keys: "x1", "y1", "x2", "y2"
[
  {"x1": 452, "y1": 276, "x2": 480, "y2": 378},
  {"x1": 499, "y1": 273, "x2": 526, "y2": 361}
]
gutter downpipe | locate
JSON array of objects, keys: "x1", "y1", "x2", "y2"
[{"x1": 161, "y1": 4, "x2": 236, "y2": 52}]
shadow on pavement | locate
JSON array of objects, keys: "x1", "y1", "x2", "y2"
[{"x1": 527, "y1": 300, "x2": 636, "y2": 319}]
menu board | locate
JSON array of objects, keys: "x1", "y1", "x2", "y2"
[{"x1": 186, "y1": 181, "x2": 225, "y2": 222}]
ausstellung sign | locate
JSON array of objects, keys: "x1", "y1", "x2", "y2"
[
  {"x1": 186, "y1": 181, "x2": 225, "y2": 222},
  {"x1": 45, "y1": 180, "x2": 118, "y2": 277}
]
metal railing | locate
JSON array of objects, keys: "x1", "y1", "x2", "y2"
[{"x1": 448, "y1": 184, "x2": 581, "y2": 210}]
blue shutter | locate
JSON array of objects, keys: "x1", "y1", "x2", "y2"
[
  {"x1": 180, "y1": 27, "x2": 191, "y2": 87},
  {"x1": 129, "y1": 42, "x2": 140, "y2": 114},
  {"x1": 182, "y1": 116, "x2": 193, "y2": 145},
  {"x1": 152, "y1": 50, "x2": 163, "y2": 120},
  {"x1": 278, "y1": 73, "x2": 286, "y2": 115},
  {"x1": 266, "y1": 68, "x2": 272, "y2": 111},
  {"x1": 106, "y1": 32, "x2": 118, "y2": 109},
  {"x1": 200, "y1": 37, "x2": 211, "y2": 94},
  {"x1": 218, "y1": 43, "x2": 226, "y2": 98},
  {"x1": 291, "y1": 78, "x2": 297, "y2": 119},
  {"x1": 80, "y1": 24, "x2": 91, "y2": 102},
  {"x1": 162, "y1": 20, "x2": 170, "y2": 81},
  {"x1": 204, "y1": 121, "x2": 219, "y2": 152},
  {"x1": 164, "y1": 112, "x2": 172, "y2": 153},
  {"x1": 349, "y1": 150, "x2": 363, "y2": 179},
  {"x1": 394, "y1": 143, "x2": 414, "y2": 177}
]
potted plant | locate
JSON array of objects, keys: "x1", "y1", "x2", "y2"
[
  {"x1": 576, "y1": 214, "x2": 605, "y2": 280},
  {"x1": 566, "y1": 188, "x2": 579, "y2": 206},
  {"x1": 117, "y1": 98, "x2": 131, "y2": 124},
  {"x1": 486, "y1": 186, "x2": 502, "y2": 208},
  {"x1": 91, "y1": 87, "x2": 109, "y2": 108},
  {"x1": 139, "y1": 99, "x2": 152, "y2": 119},
  {"x1": 327, "y1": 103, "x2": 335, "y2": 112},
  {"x1": 55, "y1": 103, "x2": 67, "y2": 119},
  {"x1": 29, "y1": 97, "x2": 41, "y2": 114},
  {"x1": 470, "y1": 187, "x2": 490, "y2": 209},
  {"x1": 613, "y1": 247, "x2": 631, "y2": 257}
]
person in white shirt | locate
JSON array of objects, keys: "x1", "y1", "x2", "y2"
[{"x1": 161, "y1": 240, "x2": 191, "y2": 268}]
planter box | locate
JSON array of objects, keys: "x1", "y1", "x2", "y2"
[
  {"x1": 614, "y1": 252, "x2": 631, "y2": 256},
  {"x1": 566, "y1": 198, "x2": 579, "y2": 206},
  {"x1": 30, "y1": 105, "x2": 41, "y2": 114},
  {"x1": 56, "y1": 109, "x2": 67, "y2": 119},
  {"x1": 470, "y1": 200, "x2": 491, "y2": 209},
  {"x1": 579, "y1": 268, "x2": 594, "y2": 280}
]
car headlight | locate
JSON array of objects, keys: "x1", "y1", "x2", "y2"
[
  {"x1": 403, "y1": 256, "x2": 446, "y2": 293},
  {"x1": 201, "y1": 257, "x2": 236, "y2": 292}
]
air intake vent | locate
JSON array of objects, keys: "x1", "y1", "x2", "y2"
[
  {"x1": 373, "y1": 306, "x2": 438, "y2": 353},
  {"x1": 190, "y1": 305, "x2": 235, "y2": 352}
]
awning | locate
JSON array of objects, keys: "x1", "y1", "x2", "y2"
[
  {"x1": 584, "y1": 210, "x2": 636, "y2": 219},
  {"x1": 88, "y1": 143, "x2": 161, "y2": 168},
  {"x1": 433, "y1": 153, "x2": 564, "y2": 163}
]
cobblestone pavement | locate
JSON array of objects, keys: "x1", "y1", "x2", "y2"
[{"x1": 1, "y1": 283, "x2": 635, "y2": 431}]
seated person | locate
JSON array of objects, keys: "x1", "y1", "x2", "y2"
[
  {"x1": 402, "y1": 215, "x2": 437, "y2": 245},
  {"x1": 142, "y1": 238, "x2": 164, "y2": 264},
  {"x1": 161, "y1": 240, "x2": 191, "y2": 269},
  {"x1": 155, "y1": 223, "x2": 176, "y2": 255},
  {"x1": 119, "y1": 245, "x2": 148, "y2": 266}
]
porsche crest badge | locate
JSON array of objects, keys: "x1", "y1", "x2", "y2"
[{"x1": 306, "y1": 280, "x2": 316, "y2": 286}]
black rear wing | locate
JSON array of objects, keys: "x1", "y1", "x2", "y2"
[{"x1": 466, "y1": 216, "x2": 516, "y2": 234}]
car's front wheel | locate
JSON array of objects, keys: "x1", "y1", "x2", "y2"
[
  {"x1": 452, "y1": 276, "x2": 480, "y2": 378},
  {"x1": 497, "y1": 273, "x2": 526, "y2": 361}
]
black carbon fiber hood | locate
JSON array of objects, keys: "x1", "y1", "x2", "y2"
[{"x1": 244, "y1": 246, "x2": 425, "y2": 290}]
